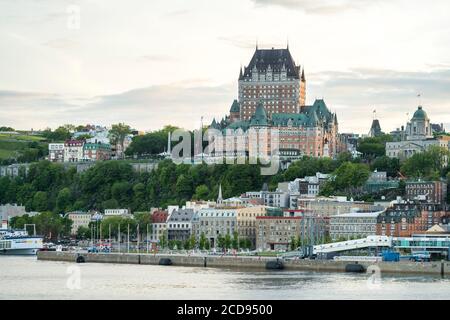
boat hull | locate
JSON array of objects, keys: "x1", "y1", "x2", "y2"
[{"x1": 0, "y1": 248, "x2": 40, "y2": 255}]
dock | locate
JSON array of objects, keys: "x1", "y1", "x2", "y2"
[{"x1": 37, "y1": 251, "x2": 449, "y2": 276}]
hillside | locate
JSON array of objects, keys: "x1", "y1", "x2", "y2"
[{"x1": 0, "y1": 132, "x2": 48, "y2": 164}]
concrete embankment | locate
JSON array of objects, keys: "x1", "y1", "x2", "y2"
[{"x1": 37, "y1": 251, "x2": 449, "y2": 276}]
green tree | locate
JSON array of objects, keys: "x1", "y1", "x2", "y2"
[
  {"x1": 32, "y1": 191, "x2": 48, "y2": 211},
  {"x1": 322, "y1": 162, "x2": 371, "y2": 196},
  {"x1": 290, "y1": 236, "x2": 297, "y2": 251},
  {"x1": 125, "y1": 125, "x2": 178, "y2": 157},
  {"x1": 176, "y1": 174, "x2": 194, "y2": 200},
  {"x1": 76, "y1": 226, "x2": 91, "y2": 240},
  {"x1": 224, "y1": 233, "x2": 232, "y2": 250},
  {"x1": 189, "y1": 235, "x2": 196, "y2": 250},
  {"x1": 401, "y1": 146, "x2": 449, "y2": 179},
  {"x1": 357, "y1": 134, "x2": 392, "y2": 161},
  {"x1": 217, "y1": 234, "x2": 225, "y2": 250},
  {"x1": 34, "y1": 211, "x2": 68, "y2": 241},
  {"x1": 232, "y1": 231, "x2": 239, "y2": 249},
  {"x1": 109, "y1": 123, "x2": 131, "y2": 159},
  {"x1": 56, "y1": 187, "x2": 72, "y2": 213},
  {"x1": 199, "y1": 232, "x2": 207, "y2": 250},
  {"x1": 194, "y1": 184, "x2": 209, "y2": 200},
  {"x1": 371, "y1": 156, "x2": 400, "y2": 178}
]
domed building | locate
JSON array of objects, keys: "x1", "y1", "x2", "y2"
[
  {"x1": 405, "y1": 106, "x2": 433, "y2": 140},
  {"x1": 386, "y1": 106, "x2": 449, "y2": 159}
]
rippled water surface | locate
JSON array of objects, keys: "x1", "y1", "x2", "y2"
[{"x1": 1, "y1": 256, "x2": 449, "y2": 299}]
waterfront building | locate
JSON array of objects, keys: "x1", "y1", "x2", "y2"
[
  {"x1": 66, "y1": 211, "x2": 92, "y2": 235},
  {"x1": 48, "y1": 143, "x2": 65, "y2": 162},
  {"x1": 167, "y1": 209, "x2": 195, "y2": 243},
  {"x1": 297, "y1": 196, "x2": 383, "y2": 217},
  {"x1": 386, "y1": 106, "x2": 450, "y2": 159},
  {"x1": 64, "y1": 140, "x2": 84, "y2": 162},
  {"x1": 256, "y1": 216, "x2": 302, "y2": 251},
  {"x1": 376, "y1": 201, "x2": 448, "y2": 237},
  {"x1": 405, "y1": 180, "x2": 447, "y2": 204},
  {"x1": 330, "y1": 211, "x2": 382, "y2": 240},
  {"x1": 256, "y1": 214, "x2": 328, "y2": 251},
  {"x1": 150, "y1": 210, "x2": 169, "y2": 243},
  {"x1": 192, "y1": 205, "x2": 268, "y2": 248}
]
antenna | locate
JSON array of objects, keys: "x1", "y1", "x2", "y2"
[{"x1": 417, "y1": 93, "x2": 423, "y2": 106}]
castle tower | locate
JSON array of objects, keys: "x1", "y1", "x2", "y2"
[{"x1": 238, "y1": 46, "x2": 305, "y2": 120}]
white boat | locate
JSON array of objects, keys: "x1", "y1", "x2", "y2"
[{"x1": 0, "y1": 227, "x2": 43, "y2": 255}]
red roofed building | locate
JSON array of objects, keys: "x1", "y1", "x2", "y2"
[{"x1": 150, "y1": 210, "x2": 169, "y2": 243}]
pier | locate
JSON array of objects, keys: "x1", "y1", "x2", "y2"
[{"x1": 37, "y1": 251, "x2": 449, "y2": 276}]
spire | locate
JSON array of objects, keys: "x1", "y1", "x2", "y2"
[
  {"x1": 239, "y1": 66, "x2": 243, "y2": 80},
  {"x1": 217, "y1": 184, "x2": 223, "y2": 204},
  {"x1": 167, "y1": 131, "x2": 171, "y2": 154},
  {"x1": 301, "y1": 68, "x2": 305, "y2": 82}
]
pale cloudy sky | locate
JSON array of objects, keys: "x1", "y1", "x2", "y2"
[{"x1": 1, "y1": 0, "x2": 450, "y2": 134}]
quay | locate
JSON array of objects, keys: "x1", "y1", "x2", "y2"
[{"x1": 37, "y1": 251, "x2": 449, "y2": 276}]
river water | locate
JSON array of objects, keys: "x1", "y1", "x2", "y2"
[{"x1": 1, "y1": 256, "x2": 449, "y2": 299}]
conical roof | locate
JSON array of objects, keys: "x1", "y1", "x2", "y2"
[
  {"x1": 230, "y1": 100, "x2": 240, "y2": 113},
  {"x1": 250, "y1": 101, "x2": 269, "y2": 126}
]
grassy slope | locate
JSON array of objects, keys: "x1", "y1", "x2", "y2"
[{"x1": 0, "y1": 134, "x2": 47, "y2": 160}]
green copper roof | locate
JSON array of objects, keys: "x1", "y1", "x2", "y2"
[
  {"x1": 227, "y1": 121, "x2": 249, "y2": 131},
  {"x1": 272, "y1": 113, "x2": 309, "y2": 127},
  {"x1": 210, "y1": 118, "x2": 220, "y2": 130},
  {"x1": 230, "y1": 100, "x2": 240, "y2": 113},
  {"x1": 212, "y1": 99, "x2": 336, "y2": 132},
  {"x1": 412, "y1": 106, "x2": 428, "y2": 120},
  {"x1": 250, "y1": 102, "x2": 269, "y2": 126}
]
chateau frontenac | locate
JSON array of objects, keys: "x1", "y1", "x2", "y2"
[{"x1": 209, "y1": 46, "x2": 341, "y2": 159}]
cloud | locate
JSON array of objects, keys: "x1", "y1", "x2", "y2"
[
  {"x1": 0, "y1": 83, "x2": 235, "y2": 131},
  {"x1": 250, "y1": 0, "x2": 383, "y2": 14},
  {"x1": 308, "y1": 67, "x2": 450, "y2": 133},
  {"x1": 42, "y1": 38, "x2": 78, "y2": 49},
  {"x1": 218, "y1": 36, "x2": 282, "y2": 50},
  {"x1": 2, "y1": 67, "x2": 450, "y2": 134},
  {"x1": 137, "y1": 54, "x2": 176, "y2": 63}
]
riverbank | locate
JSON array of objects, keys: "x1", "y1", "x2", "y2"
[{"x1": 37, "y1": 251, "x2": 449, "y2": 276}]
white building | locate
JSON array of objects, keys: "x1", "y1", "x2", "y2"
[
  {"x1": 386, "y1": 106, "x2": 450, "y2": 159},
  {"x1": 244, "y1": 190, "x2": 289, "y2": 208},
  {"x1": 48, "y1": 143, "x2": 65, "y2": 162},
  {"x1": 66, "y1": 211, "x2": 92, "y2": 235},
  {"x1": 0, "y1": 164, "x2": 30, "y2": 177},
  {"x1": 330, "y1": 211, "x2": 383, "y2": 240},
  {"x1": 64, "y1": 140, "x2": 84, "y2": 162},
  {"x1": 0, "y1": 204, "x2": 27, "y2": 222},
  {"x1": 104, "y1": 209, "x2": 130, "y2": 217}
]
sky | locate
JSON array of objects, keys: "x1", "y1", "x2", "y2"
[{"x1": 1, "y1": 0, "x2": 450, "y2": 134}]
